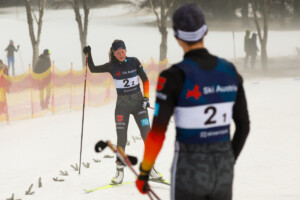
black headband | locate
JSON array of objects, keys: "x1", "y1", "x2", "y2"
[{"x1": 112, "y1": 41, "x2": 126, "y2": 51}]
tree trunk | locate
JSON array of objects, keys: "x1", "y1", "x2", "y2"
[
  {"x1": 251, "y1": 0, "x2": 270, "y2": 69},
  {"x1": 159, "y1": 29, "x2": 168, "y2": 61},
  {"x1": 73, "y1": 0, "x2": 89, "y2": 68},
  {"x1": 241, "y1": 0, "x2": 249, "y2": 27},
  {"x1": 33, "y1": 44, "x2": 39, "y2": 68},
  {"x1": 159, "y1": 0, "x2": 167, "y2": 61},
  {"x1": 80, "y1": 36, "x2": 87, "y2": 67},
  {"x1": 261, "y1": 42, "x2": 267, "y2": 68},
  {"x1": 294, "y1": 0, "x2": 300, "y2": 22},
  {"x1": 24, "y1": 0, "x2": 45, "y2": 67},
  {"x1": 150, "y1": 0, "x2": 173, "y2": 62},
  {"x1": 261, "y1": 0, "x2": 269, "y2": 69}
]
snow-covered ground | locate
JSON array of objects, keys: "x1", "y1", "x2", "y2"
[
  {"x1": 1, "y1": 78, "x2": 300, "y2": 200},
  {"x1": 1, "y1": 3, "x2": 300, "y2": 200}
]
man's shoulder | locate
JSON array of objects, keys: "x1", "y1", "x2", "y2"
[
  {"x1": 160, "y1": 64, "x2": 181, "y2": 75},
  {"x1": 159, "y1": 64, "x2": 185, "y2": 84}
]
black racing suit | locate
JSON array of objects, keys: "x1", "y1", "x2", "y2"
[
  {"x1": 87, "y1": 52, "x2": 150, "y2": 151},
  {"x1": 151, "y1": 49, "x2": 250, "y2": 199}
]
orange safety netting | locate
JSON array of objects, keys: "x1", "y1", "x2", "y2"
[{"x1": 0, "y1": 59, "x2": 168, "y2": 123}]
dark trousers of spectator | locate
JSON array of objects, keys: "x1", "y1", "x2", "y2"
[
  {"x1": 250, "y1": 54, "x2": 257, "y2": 68},
  {"x1": 244, "y1": 53, "x2": 250, "y2": 68},
  {"x1": 7, "y1": 57, "x2": 15, "y2": 76}
]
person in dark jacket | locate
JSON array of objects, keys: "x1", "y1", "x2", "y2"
[
  {"x1": 136, "y1": 4, "x2": 250, "y2": 200},
  {"x1": 5, "y1": 40, "x2": 19, "y2": 76},
  {"x1": 248, "y1": 33, "x2": 259, "y2": 68},
  {"x1": 34, "y1": 49, "x2": 52, "y2": 109},
  {"x1": 244, "y1": 30, "x2": 251, "y2": 68}
]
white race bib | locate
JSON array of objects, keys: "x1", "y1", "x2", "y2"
[{"x1": 174, "y1": 102, "x2": 234, "y2": 129}]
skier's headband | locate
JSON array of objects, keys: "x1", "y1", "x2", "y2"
[
  {"x1": 174, "y1": 25, "x2": 207, "y2": 42},
  {"x1": 112, "y1": 41, "x2": 126, "y2": 52}
]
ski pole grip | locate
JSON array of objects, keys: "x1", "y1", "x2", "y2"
[{"x1": 107, "y1": 140, "x2": 117, "y2": 152}]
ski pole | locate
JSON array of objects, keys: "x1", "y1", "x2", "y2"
[
  {"x1": 95, "y1": 140, "x2": 161, "y2": 200},
  {"x1": 78, "y1": 54, "x2": 88, "y2": 174}
]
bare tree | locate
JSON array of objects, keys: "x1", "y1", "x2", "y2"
[
  {"x1": 59, "y1": 0, "x2": 96, "y2": 67},
  {"x1": 149, "y1": 0, "x2": 174, "y2": 61},
  {"x1": 251, "y1": 0, "x2": 272, "y2": 69},
  {"x1": 294, "y1": 0, "x2": 300, "y2": 21},
  {"x1": 241, "y1": 0, "x2": 249, "y2": 27},
  {"x1": 24, "y1": 0, "x2": 47, "y2": 67}
]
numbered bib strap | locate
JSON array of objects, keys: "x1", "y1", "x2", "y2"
[
  {"x1": 114, "y1": 76, "x2": 139, "y2": 89},
  {"x1": 174, "y1": 102, "x2": 234, "y2": 129}
]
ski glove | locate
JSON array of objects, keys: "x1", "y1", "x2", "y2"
[
  {"x1": 142, "y1": 97, "x2": 150, "y2": 110},
  {"x1": 136, "y1": 166, "x2": 150, "y2": 194},
  {"x1": 83, "y1": 46, "x2": 91, "y2": 55}
]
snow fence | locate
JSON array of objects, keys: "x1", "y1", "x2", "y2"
[{"x1": 0, "y1": 59, "x2": 167, "y2": 123}]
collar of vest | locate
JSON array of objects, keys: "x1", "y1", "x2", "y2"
[{"x1": 117, "y1": 58, "x2": 128, "y2": 64}]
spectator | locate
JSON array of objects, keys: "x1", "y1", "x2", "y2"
[
  {"x1": 5, "y1": 40, "x2": 19, "y2": 76},
  {"x1": 248, "y1": 33, "x2": 259, "y2": 68},
  {"x1": 0, "y1": 59, "x2": 8, "y2": 75},
  {"x1": 34, "y1": 49, "x2": 52, "y2": 109},
  {"x1": 0, "y1": 59, "x2": 9, "y2": 121},
  {"x1": 244, "y1": 30, "x2": 251, "y2": 67}
]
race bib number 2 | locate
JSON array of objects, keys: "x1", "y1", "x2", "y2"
[
  {"x1": 174, "y1": 102, "x2": 234, "y2": 129},
  {"x1": 114, "y1": 76, "x2": 139, "y2": 89}
]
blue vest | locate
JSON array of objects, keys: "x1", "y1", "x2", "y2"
[
  {"x1": 112, "y1": 57, "x2": 141, "y2": 95},
  {"x1": 174, "y1": 58, "x2": 238, "y2": 144}
]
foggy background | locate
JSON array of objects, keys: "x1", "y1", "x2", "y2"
[{"x1": 0, "y1": 0, "x2": 300, "y2": 76}]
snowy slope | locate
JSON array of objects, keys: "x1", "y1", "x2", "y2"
[{"x1": 1, "y1": 78, "x2": 300, "y2": 200}]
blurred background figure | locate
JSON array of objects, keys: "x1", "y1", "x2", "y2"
[
  {"x1": 249, "y1": 33, "x2": 259, "y2": 68},
  {"x1": 5, "y1": 40, "x2": 20, "y2": 76},
  {"x1": 244, "y1": 30, "x2": 251, "y2": 68},
  {"x1": 296, "y1": 47, "x2": 300, "y2": 56},
  {"x1": 33, "y1": 49, "x2": 51, "y2": 109},
  {"x1": 0, "y1": 59, "x2": 8, "y2": 75}
]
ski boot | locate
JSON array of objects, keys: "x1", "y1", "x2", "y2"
[
  {"x1": 111, "y1": 164, "x2": 124, "y2": 185},
  {"x1": 149, "y1": 166, "x2": 170, "y2": 185},
  {"x1": 149, "y1": 166, "x2": 163, "y2": 181}
]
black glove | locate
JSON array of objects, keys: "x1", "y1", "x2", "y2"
[
  {"x1": 83, "y1": 46, "x2": 91, "y2": 55},
  {"x1": 142, "y1": 97, "x2": 150, "y2": 110}
]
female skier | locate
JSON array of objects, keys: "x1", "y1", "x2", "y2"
[{"x1": 83, "y1": 40, "x2": 163, "y2": 184}]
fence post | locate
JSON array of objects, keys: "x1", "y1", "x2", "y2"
[
  {"x1": 87, "y1": 68, "x2": 91, "y2": 106},
  {"x1": 51, "y1": 61, "x2": 55, "y2": 114},
  {"x1": 29, "y1": 65, "x2": 34, "y2": 118},
  {"x1": 70, "y1": 63, "x2": 73, "y2": 112}
]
